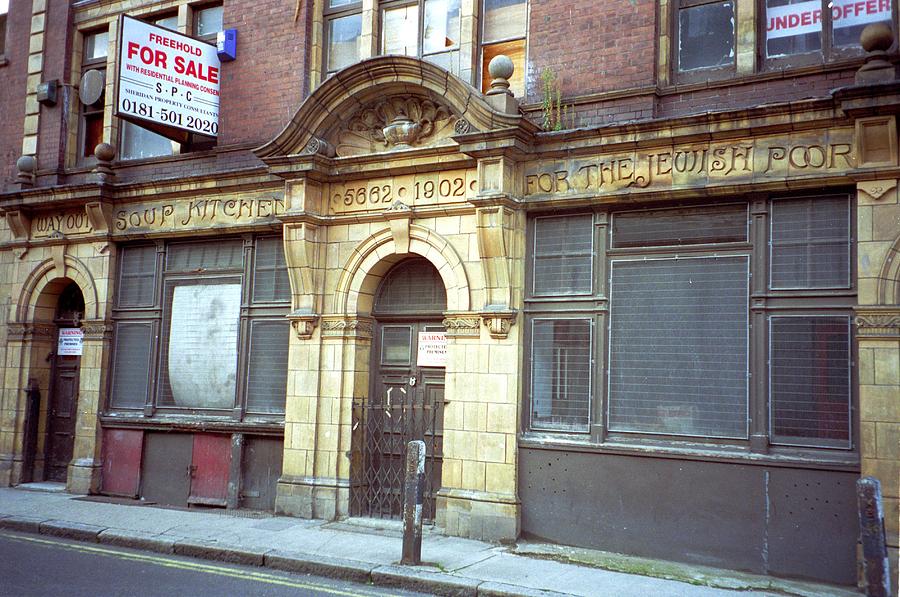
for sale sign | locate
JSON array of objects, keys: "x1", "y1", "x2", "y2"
[
  {"x1": 767, "y1": 0, "x2": 891, "y2": 40},
  {"x1": 115, "y1": 15, "x2": 219, "y2": 139}
]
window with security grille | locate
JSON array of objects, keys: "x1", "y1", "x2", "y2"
[
  {"x1": 108, "y1": 237, "x2": 291, "y2": 417},
  {"x1": 525, "y1": 194, "x2": 854, "y2": 457}
]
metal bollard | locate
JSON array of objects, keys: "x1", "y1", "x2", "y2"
[
  {"x1": 401, "y1": 440, "x2": 426, "y2": 565},
  {"x1": 857, "y1": 476, "x2": 892, "y2": 597}
]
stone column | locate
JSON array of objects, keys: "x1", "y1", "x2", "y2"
[
  {"x1": 67, "y1": 320, "x2": 111, "y2": 494},
  {"x1": 856, "y1": 178, "x2": 900, "y2": 581}
]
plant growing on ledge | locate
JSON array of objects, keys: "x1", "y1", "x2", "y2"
[{"x1": 540, "y1": 67, "x2": 574, "y2": 132}]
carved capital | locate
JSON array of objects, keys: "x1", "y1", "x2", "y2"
[
  {"x1": 442, "y1": 315, "x2": 481, "y2": 338},
  {"x1": 289, "y1": 311, "x2": 319, "y2": 340},
  {"x1": 82, "y1": 320, "x2": 113, "y2": 341},
  {"x1": 320, "y1": 316, "x2": 374, "y2": 339},
  {"x1": 856, "y1": 309, "x2": 900, "y2": 338},
  {"x1": 481, "y1": 310, "x2": 517, "y2": 340}
]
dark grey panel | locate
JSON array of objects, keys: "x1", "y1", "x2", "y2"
[
  {"x1": 240, "y1": 437, "x2": 283, "y2": 511},
  {"x1": 519, "y1": 447, "x2": 857, "y2": 585},
  {"x1": 766, "y1": 468, "x2": 858, "y2": 584},
  {"x1": 141, "y1": 432, "x2": 192, "y2": 507}
]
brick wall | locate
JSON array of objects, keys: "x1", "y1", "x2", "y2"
[
  {"x1": 0, "y1": 2, "x2": 31, "y2": 188},
  {"x1": 216, "y1": 0, "x2": 310, "y2": 148},
  {"x1": 525, "y1": 0, "x2": 656, "y2": 104}
]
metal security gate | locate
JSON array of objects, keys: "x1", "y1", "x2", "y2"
[
  {"x1": 350, "y1": 258, "x2": 448, "y2": 521},
  {"x1": 350, "y1": 350, "x2": 445, "y2": 521}
]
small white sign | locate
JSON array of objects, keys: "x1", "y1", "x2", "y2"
[
  {"x1": 116, "y1": 14, "x2": 220, "y2": 138},
  {"x1": 416, "y1": 331, "x2": 447, "y2": 367},
  {"x1": 58, "y1": 328, "x2": 84, "y2": 356}
]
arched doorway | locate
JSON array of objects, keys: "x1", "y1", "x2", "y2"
[
  {"x1": 351, "y1": 258, "x2": 447, "y2": 520},
  {"x1": 44, "y1": 282, "x2": 85, "y2": 482}
]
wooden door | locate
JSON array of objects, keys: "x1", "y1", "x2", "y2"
[
  {"x1": 45, "y1": 356, "x2": 79, "y2": 482},
  {"x1": 351, "y1": 322, "x2": 445, "y2": 520},
  {"x1": 188, "y1": 434, "x2": 232, "y2": 506}
]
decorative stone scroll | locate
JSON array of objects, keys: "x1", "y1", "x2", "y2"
[
  {"x1": 442, "y1": 316, "x2": 480, "y2": 338},
  {"x1": 81, "y1": 321, "x2": 113, "y2": 341},
  {"x1": 856, "y1": 310, "x2": 900, "y2": 338},
  {"x1": 320, "y1": 317, "x2": 374, "y2": 340}
]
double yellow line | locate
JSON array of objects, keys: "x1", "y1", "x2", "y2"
[{"x1": 0, "y1": 531, "x2": 389, "y2": 596}]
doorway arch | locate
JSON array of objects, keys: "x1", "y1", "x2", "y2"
[
  {"x1": 21, "y1": 279, "x2": 86, "y2": 483},
  {"x1": 350, "y1": 258, "x2": 448, "y2": 520}
]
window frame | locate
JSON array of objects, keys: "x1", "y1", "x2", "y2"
[
  {"x1": 673, "y1": 0, "x2": 738, "y2": 83},
  {"x1": 522, "y1": 194, "x2": 857, "y2": 465},
  {"x1": 324, "y1": 0, "x2": 364, "y2": 77},
  {"x1": 0, "y1": 0, "x2": 8, "y2": 60},
  {"x1": 77, "y1": 28, "x2": 110, "y2": 165},
  {"x1": 105, "y1": 235, "x2": 291, "y2": 422},
  {"x1": 758, "y1": 0, "x2": 895, "y2": 70}
]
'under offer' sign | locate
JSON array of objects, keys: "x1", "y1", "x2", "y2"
[
  {"x1": 417, "y1": 332, "x2": 447, "y2": 367},
  {"x1": 116, "y1": 14, "x2": 220, "y2": 139},
  {"x1": 57, "y1": 328, "x2": 84, "y2": 356}
]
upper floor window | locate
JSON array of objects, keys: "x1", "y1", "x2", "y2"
[
  {"x1": 78, "y1": 30, "x2": 109, "y2": 162},
  {"x1": 325, "y1": 0, "x2": 363, "y2": 77},
  {"x1": 320, "y1": 0, "x2": 528, "y2": 95},
  {"x1": 381, "y1": 0, "x2": 462, "y2": 73},
  {"x1": 764, "y1": 0, "x2": 893, "y2": 65},
  {"x1": 0, "y1": 0, "x2": 8, "y2": 57},
  {"x1": 119, "y1": 14, "x2": 181, "y2": 162},
  {"x1": 194, "y1": 3, "x2": 224, "y2": 42},
  {"x1": 672, "y1": 0, "x2": 895, "y2": 82},
  {"x1": 675, "y1": 0, "x2": 736, "y2": 79},
  {"x1": 481, "y1": 0, "x2": 527, "y2": 96}
]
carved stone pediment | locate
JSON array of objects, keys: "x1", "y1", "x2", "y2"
[{"x1": 332, "y1": 95, "x2": 463, "y2": 157}]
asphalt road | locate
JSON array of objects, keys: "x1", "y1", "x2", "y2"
[{"x1": 0, "y1": 531, "x2": 429, "y2": 597}]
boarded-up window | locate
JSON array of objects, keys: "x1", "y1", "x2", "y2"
[
  {"x1": 253, "y1": 237, "x2": 291, "y2": 303},
  {"x1": 530, "y1": 319, "x2": 592, "y2": 432},
  {"x1": 770, "y1": 316, "x2": 851, "y2": 448},
  {"x1": 118, "y1": 245, "x2": 157, "y2": 307},
  {"x1": 110, "y1": 322, "x2": 153, "y2": 409},
  {"x1": 158, "y1": 280, "x2": 241, "y2": 409},
  {"x1": 246, "y1": 320, "x2": 290, "y2": 413},
  {"x1": 533, "y1": 215, "x2": 593, "y2": 295},
  {"x1": 612, "y1": 205, "x2": 747, "y2": 248},
  {"x1": 608, "y1": 256, "x2": 748, "y2": 438},
  {"x1": 770, "y1": 196, "x2": 850, "y2": 289}
]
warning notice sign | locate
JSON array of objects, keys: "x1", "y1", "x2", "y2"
[{"x1": 417, "y1": 331, "x2": 447, "y2": 367}]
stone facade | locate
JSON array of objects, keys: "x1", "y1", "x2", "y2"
[{"x1": 0, "y1": 0, "x2": 898, "y2": 590}]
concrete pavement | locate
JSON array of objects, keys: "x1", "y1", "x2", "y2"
[{"x1": 0, "y1": 486, "x2": 860, "y2": 597}]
